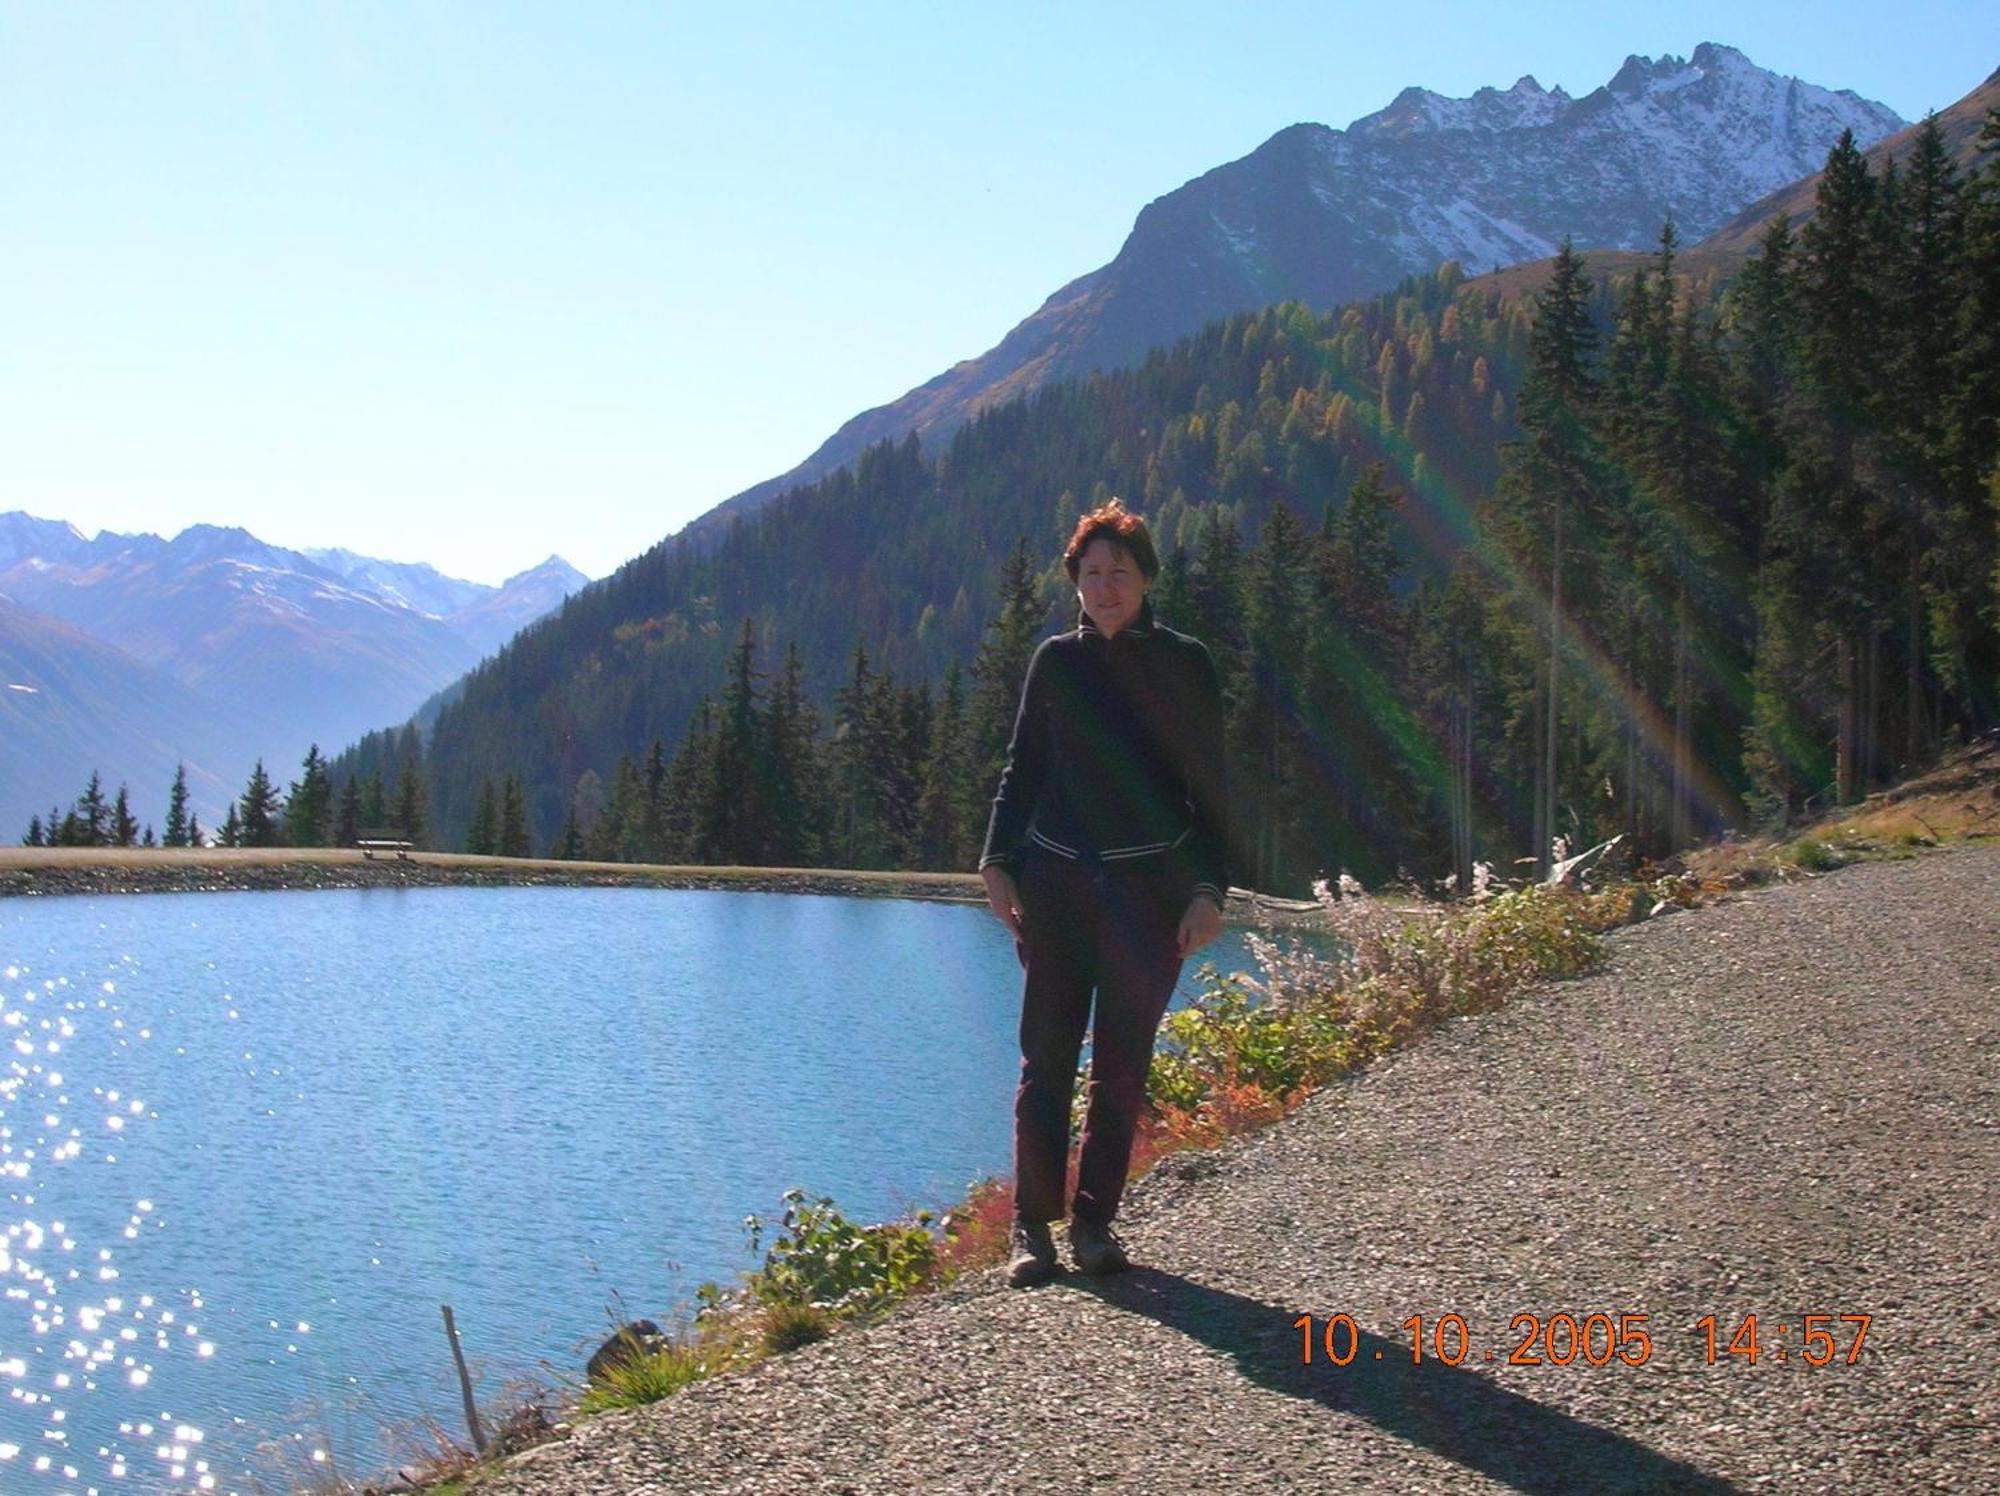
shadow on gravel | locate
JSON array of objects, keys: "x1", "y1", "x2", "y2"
[{"x1": 1077, "y1": 1269, "x2": 1741, "y2": 1495}]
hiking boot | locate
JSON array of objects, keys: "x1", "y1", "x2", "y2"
[
  {"x1": 1067, "y1": 1216, "x2": 1130, "y2": 1275},
  {"x1": 1006, "y1": 1219, "x2": 1058, "y2": 1288}
]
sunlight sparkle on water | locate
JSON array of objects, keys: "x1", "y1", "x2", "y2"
[{"x1": 0, "y1": 951, "x2": 228, "y2": 1491}]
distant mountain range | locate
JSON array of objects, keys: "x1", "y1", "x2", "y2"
[
  {"x1": 0, "y1": 514, "x2": 587, "y2": 835},
  {"x1": 696, "y1": 41, "x2": 1902, "y2": 539}
]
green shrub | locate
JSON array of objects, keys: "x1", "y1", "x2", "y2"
[{"x1": 743, "y1": 1190, "x2": 937, "y2": 1315}]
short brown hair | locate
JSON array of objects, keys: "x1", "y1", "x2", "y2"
[{"x1": 1062, "y1": 497, "x2": 1159, "y2": 582}]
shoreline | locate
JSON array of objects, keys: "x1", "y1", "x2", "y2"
[
  {"x1": 0, "y1": 848, "x2": 1324, "y2": 928},
  {"x1": 0, "y1": 848, "x2": 984, "y2": 904}
]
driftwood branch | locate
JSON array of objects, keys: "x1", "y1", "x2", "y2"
[{"x1": 442, "y1": 1304, "x2": 487, "y2": 1454}]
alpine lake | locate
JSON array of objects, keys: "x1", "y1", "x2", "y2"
[{"x1": 0, "y1": 882, "x2": 1294, "y2": 1494}]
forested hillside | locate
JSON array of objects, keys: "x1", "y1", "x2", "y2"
[{"x1": 319, "y1": 116, "x2": 1999, "y2": 897}]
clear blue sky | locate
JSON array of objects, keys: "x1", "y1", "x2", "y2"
[{"x1": 2, "y1": 4, "x2": 1991, "y2": 583}]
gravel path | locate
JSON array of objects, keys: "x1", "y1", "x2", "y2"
[{"x1": 470, "y1": 841, "x2": 2000, "y2": 1495}]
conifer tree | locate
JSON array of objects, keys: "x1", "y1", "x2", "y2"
[
  {"x1": 187, "y1": 812, "x2": 203, "y2": 848},
  {"x1": 335, "y1": 776, "x2": 361, "y2": 846},
  {"x1": 712, "y1": 619, "x2": 769, "y2": 864},
  {"x1": 75, "y1": 771, "x2": 110, "y2": 847},
  {"x1": 465, "y1": 779, "x2": 498, "y2": 855},
  {"x1": 1490, "y1": 237, "x2": 1607, "y2": 876},
  {"x1": 1242, "y1": 502, "x2": 1311, "y2": 890},
  {"x1": 286, "y1": 746, "x2": 333, "y2": 847},
  {"x1": 24, "y1": 815, "x2": 43, "y2": 848},
  {"x1": 968, "y1": 539, "x2": 1048, "y2": 804},
  {"x1": 556, "y1": 797, "x2": 585, "y2": 860},
  {"x1": 219, "y1": 803, "x2": 243, "y2": 848},
  {"x1": 764, "y1": 644, "x2": 825, "y2": 866},
  {"x1": 916, "y1": 660, "x2": 974, "y2": 870},
  {"x1": 112, "y1": 784, "x2": 139, "y2": 847},
  {"x1": 498, "y1": 775, "x2": 531, "y2": 859},
  {"x1": 164, "y1": 764, "x2": 190, "y2": 848},
  {"x1": 663, "y1": 698, "x2": 718, "y2": 862},
  {"x1": 392, "y1": 764, "x2": 427, "y2": 847},
  {"x1": 640, "y1": 740, "x2": 669, "y2": 863},
  {"x1": 239, "y1": 760, "x2": 282, "y2": 847}
]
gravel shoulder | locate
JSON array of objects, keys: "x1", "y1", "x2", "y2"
[{"x1": 469, "y1": 840, "x2": 2000, "y2": 1496}]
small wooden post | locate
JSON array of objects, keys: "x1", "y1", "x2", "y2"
[{"x1": 442, "y1": 1304, "x2": 487, "y2": 1454}]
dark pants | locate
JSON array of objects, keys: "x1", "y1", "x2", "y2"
[{"x1": 1012, "y1": 846, "x2": 1192, "y2": 1227}]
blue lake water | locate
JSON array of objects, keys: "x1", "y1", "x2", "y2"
[{"x1": 0, "y1": 885, "x2": 1279, "y2": 1494}]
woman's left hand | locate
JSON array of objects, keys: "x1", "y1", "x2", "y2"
[{"x1": 1176, "y1": 894, "x2": 1223, "y2": 958}]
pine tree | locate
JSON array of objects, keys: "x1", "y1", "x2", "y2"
[
  {"x1": 75, "y1": 771, "x2": 110, "y2": 847},
  {"x1": 141, "y1": 825, "x2": 156, "y2": 848},
  {"x1": 556, "y1": 797, "x2": 585, "y2": 860},
  {"x1": 1490, "y1": 237, "x2": 1607, "y2": 876},
  {"x1": 112, "y1": 784, "x2": 139, "y2": 847},
  {"x1": 238, "y1": 760, "x2": 282, "y2": 847},
  {"x1": 711, "y1": 618, "x2": 769, "y2": 864},
  {"x1": 336, "y1": 776, "x2": 361, "y2": 846},
  {"x1": 640, "y1": 740, "x2": 669, "y2": 863},
  {"x1": 915, "y1": 660, "x2": 973, "y2": 870},
  {"x1": 285, "y1": 745, "x2": 333, "y2": 847},
  {"x1": 392, "y1": 764, "x2": 427, "y2": 847},
  {"x1": 763, "y1": 644, "x2": 825, "y2": 866},
  {"x1": 465, "y1": 779, "x2": 499, "y2": 856},
  {"x1": 498, "y1": 774, "x2": 531, "y2": 859},
  {"x1": 24, "y1": 815, "x2": 43, "y2": 847},
  {"x1": 968, "y1": 539, "x2": 1049, "y2": 806},
  {"x1": 219, "y1": 804, "x2": 243, "y2": 848},
  {"x1": 164, "y1": 764, "x2": 190, "y2": 848},
  {"x1": 187, "y1": 812, "x2": 204, "y2": 848},
  {"x1": 1242, "y1": 502, "x2": 1311, "y2": 890}
]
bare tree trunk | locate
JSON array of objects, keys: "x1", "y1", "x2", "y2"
[
  {"x1": 1907, "y1": 551, "x2": 1926, "y2": 774},
  {"x1": 1542, "y1": 492, "x2": 1563, "y2": 878},
  {"x1": 1856, "y1": 624, "x2": 1872, "y2": 796},
  {"x1": 1836, "y1": 632, "x2": 1857, "y2": 806},
  {"x1": 1460, "y1": 691, "x2": 1474, "y2": 890},
  {"x1": 1673, "y1": 569, "x2": 1691, "y2": 851}
]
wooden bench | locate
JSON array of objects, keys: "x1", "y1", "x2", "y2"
[{"x1": 357, "y1": 828, "x2": 416, "y2": 861}]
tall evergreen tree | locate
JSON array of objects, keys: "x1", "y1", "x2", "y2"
[
  {"x1": 465, "y1": 779, "x2": 499, "y2": 855},
  {"x1": 286, "y1": 745, "x2": 334, "y2": 847},
  {"x1": 498, "y1": 774, "x2": 532, "y2": 859},
  {"x1": 239, "y1": 760, "x2": 282, "y2": 847},
  {"x1": 335, "y1": 776, "x2": 362, "y2": 846},
  {"x1": 164, "y1": 763, "x2": 191, "y2": 848},
  {"x1": 74, "y1": 771, "x2": 110, "y2": 847},
  {"x1": 1489, "y1": 237, "x2": 1607, "y2": 875},
  {"x1": 112, "y1": 783, "x2": 139, "y2": 847},
  {"x1": 968, "y1": 539, "x2": 1049, "y2": 804}
]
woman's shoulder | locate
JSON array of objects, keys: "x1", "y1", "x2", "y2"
[{"x1": 1150, "y1": 620, "x2": 1216, "y2": 662}]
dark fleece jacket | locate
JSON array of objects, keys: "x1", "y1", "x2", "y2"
[{"x1": 979, "y1": 595, "x2": 1229, "y2": 906}]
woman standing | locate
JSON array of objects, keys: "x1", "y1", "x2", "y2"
[{"x1": 978, "y1": 498, "x2": 1231, "y2": 1287}]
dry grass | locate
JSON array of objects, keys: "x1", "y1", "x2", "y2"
[{"x1": 1683, "y1": 731, "x2": 2000, "y2": 888}]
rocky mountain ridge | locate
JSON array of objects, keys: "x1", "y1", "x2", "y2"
[{"x1": 694, "y1": 41, "x2": 1902, "y2": 540}]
